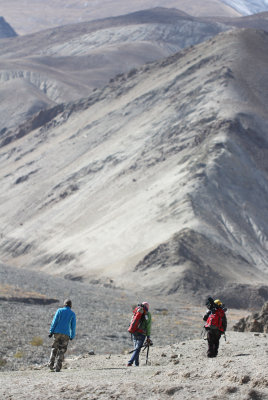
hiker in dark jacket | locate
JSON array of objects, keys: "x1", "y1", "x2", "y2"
[
  {"x1": 48, "y1": 299, "x2": 76, "y2": 371},
  {"x1": 203, "y1": 297, "x2": 227, "y2": 358},
  {"x1": 127, "y1": 302, "x2": 152, "y2": 366}
]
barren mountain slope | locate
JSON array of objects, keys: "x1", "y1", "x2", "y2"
[
  {"x1": 0, "y1": 8, "x2": 231, "y2": 131},
  {"x1": 1, "y1": 0, "x2": 241, "y2": 35},
  {"x1": 1, "y1": 28, "x2": 268, "y2": 305}
]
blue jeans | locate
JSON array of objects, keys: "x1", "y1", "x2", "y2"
[{"x1": 128, "y1": 333, "x2": 146, "y2": 366}]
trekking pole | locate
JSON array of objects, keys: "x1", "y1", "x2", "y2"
[
  {"x1": 146, "y1": 344, "x2": 150, "y2": 365},
  {"x1": 128, "y1": 344, "x2": 147, "y2": 354},
  {"x1": 141, "y1": 342, "x2": 150, "y2": 365},
  {"x1": 200, "y1": 326, "x2": 207, "y2": 340}
]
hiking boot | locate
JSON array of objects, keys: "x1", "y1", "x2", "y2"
[
  {"x1": 55, "y1": 368, "x2": 61, "y2": 372},
  {"x1": 127, "y1": 363, "x2": 132, "y2": 367},
  {"x1": 49, "y1": 363, "x2": 54, "y2": 371}
]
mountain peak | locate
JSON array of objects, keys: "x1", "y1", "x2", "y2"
[{"x1": 0, "y1": 16, "x2": 17, "y2": 38}]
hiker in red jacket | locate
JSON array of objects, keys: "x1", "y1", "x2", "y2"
[
  {"x1": 203, "y1": 297, "x2": 227, "y2": 358},
  {"x1": 127, "y1": 302, "x2": 152, "y2": 366}
]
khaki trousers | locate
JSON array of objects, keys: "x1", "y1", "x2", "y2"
[{"x1": 49, "y1": 333, "x2": 69, "y2": 371}]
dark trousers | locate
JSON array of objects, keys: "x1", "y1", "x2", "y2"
[{"x1": 206, "y1": 329, "x2": 222, "y2": 357}]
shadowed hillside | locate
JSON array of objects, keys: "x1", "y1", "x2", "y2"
[{"x1": 0, "y1": 28, "x2": 267, "y2": 306}]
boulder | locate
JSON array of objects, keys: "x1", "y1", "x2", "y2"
[{"x1": 233, "y1": 302, "x2": 268, "y2": 333}]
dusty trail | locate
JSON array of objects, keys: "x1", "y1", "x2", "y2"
[{"x1": 1, "y1": 332, "x2": 267, "y2": 399}]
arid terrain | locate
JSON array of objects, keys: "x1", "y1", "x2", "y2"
[
  {"x1": 1, "y1": 4, "x2": 268, "y2": 396},
  {"x1": 0, "y1": 261, "x2": 252, "y2": 372},
  {"x1": 0, "y1": 27, "x2": 268, "y2": 306},
  {"x1": 0, "y1": 331, "x2": 267, "y2": 400}
]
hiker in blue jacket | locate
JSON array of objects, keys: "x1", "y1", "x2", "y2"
[{"x1": 48, "y1": 299, "x2": 76, "y2": 371}]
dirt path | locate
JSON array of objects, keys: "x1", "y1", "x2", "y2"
[{"x1": 1, "y1": 332, "x2": 267, "y2": 399}]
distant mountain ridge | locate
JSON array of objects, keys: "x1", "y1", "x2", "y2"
[
  {"x1": 1, "y1": 7, "x2": 268, "y2": 136},
  {"x1": 0, "y1": 8, "x2": 231, "y2": 132},
  {"x1": 0, "y1": 17, "x2": 17, "y2": 38},
  {"x1": 1, "y1": 0, "x2": 241, "y2": 35},
  {"x1": 203, "y1": 11, "x2": 268, "y2": 32},
  {"x1": 220, "y1": 0, "x2": 268, "y2": 15}
]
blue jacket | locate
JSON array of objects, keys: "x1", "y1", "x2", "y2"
[{"x1": 50, "y1": 306, "x2": 76, "y2": 339}]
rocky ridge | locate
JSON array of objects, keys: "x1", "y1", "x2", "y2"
[{"x1": 233, "y1": 301, "x2": 268, "y2": 332}]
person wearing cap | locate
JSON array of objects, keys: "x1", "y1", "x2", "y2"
[
  {"x1": 127, "y1": 301, "x2": 152, "y2": 366},
  {"x1": 48, "y1": 299, "x2": 76, "y2": 371},
  {"x1": 203, "y1": 298, "x2": 227, "y2": 358}
]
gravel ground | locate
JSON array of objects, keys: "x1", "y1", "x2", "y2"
[
  {"x1": 0, "y1": 262, "x2": 204, "y2": 371},
  {"x1": 0, "y1": 262, "x2": 251, "y2": 372},
  {"x1": 0, "y1": 332, "x2": 267, "y2": 399}
]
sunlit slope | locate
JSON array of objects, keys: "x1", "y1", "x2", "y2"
[{"x1": 0, "y1": 29, "x2": 267, "y2": 299}]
